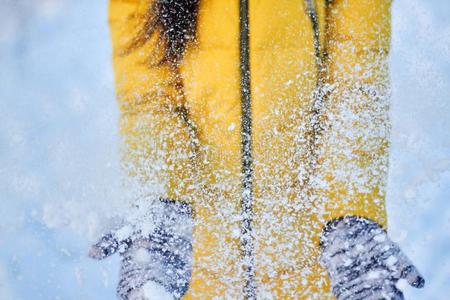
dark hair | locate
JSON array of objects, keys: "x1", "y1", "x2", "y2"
[{"x1": 128, "y1": 0, "x2": 200, "y2": 65}]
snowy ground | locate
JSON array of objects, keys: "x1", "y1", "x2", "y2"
[{"x1": 0, "y1": 0, "x2": 449, "y2": 299}]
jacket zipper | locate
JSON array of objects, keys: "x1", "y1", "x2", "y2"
[
  {"x1": 238, "y1": 1, "x2": 322, "y2": 298},
  {"x1": 304, "y1": 0, "x2": 326, "y2": 188},
  {"x1": 239, "y1": 0, "x2": 256, "y2": 299}
]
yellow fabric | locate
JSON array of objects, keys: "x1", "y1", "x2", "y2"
[{"x1": 108, "y1": 0, "x2": 392, "y2": 298}]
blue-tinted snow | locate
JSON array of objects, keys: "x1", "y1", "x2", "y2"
[{"x1": 0, "y1": 0, "x2": 449, "y2": 299}]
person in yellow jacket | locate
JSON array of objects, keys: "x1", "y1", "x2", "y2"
[{"x1": 89, "y1": 0, "x2": 425, "y2": 299}]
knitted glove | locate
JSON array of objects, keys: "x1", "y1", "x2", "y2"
[
  {"x1": 320, "y1": 216, "x2": 425, "y2": 300},
  {"x1": 89, "y1": 200, "x2": 193, "y2": 300}
]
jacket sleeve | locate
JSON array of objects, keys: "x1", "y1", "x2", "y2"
[
  {"x1": 316, "y1": 0, "x2": 392, "y2": 227},
  {"x1": 109, "y1": 0, "x2": 196, "y2": 204}
]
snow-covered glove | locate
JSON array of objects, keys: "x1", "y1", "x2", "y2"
[
  {"x1": 89, "y1": 200, "x2": 193, "y2": 300},
  {"x1": 320, "y1": 216, "x2": 425, "y2": 300}
]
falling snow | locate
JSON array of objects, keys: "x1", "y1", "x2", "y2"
[{"x1": 0, "y1": 0, "x2": 449, "y2": 299}]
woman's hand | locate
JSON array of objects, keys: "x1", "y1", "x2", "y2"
[
  {"x1": 88, "y1": 200, "x2": 193, "y2": 300},
  {"x1": 320, "y1": 216, "x2": 425, "y2": 300}
]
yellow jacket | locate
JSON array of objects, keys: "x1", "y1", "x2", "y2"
[{"x1": 109, "y1": 0, "x2": 391, "y2": 298}]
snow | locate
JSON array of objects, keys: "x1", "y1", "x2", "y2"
[
  {"x1": 366, "y1": 270, "x2": 382, "y2": 280},
  {"x1": 142, "y1": 281, "x2": 174, "y2": 300},
  {"x1": 134, "y1": 248, "x2": 152, "y2": 264},
  {"x1": 385, "y1": 255, "x2": 398, "y2": 267},
  {"x1": 0, "y1": 0, "x2": 449, "y2": 299}
]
